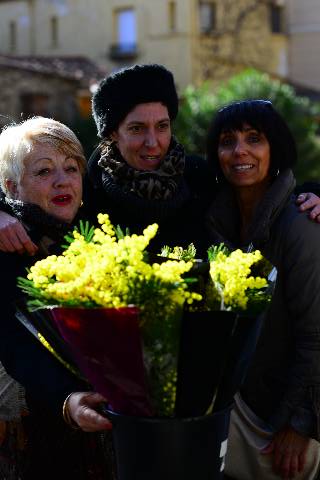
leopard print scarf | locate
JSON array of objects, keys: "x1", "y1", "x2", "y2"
[{"x1": 98, "y1": 137, "x2": 185, "y2": 200}]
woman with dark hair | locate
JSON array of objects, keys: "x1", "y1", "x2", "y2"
[
  {"x1": 206, "y1": 100, "x2": 320, "y2": 479},
  {"x1": 207, "y1": 100, "x2": 297, "y2": 181},
  {"x1": 85, "y1": 63, "x2": 212, "y2": 254}
]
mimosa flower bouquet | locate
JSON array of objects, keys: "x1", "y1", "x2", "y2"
[
  {"x1": 18, "y1": 214, "x2": 272, "y2": 418},
  {"x1": 17, "y1": 214, "x2": 200, "y2": 416},
  {"x1": 161, "y1": 243, "x2": 272, "y2": 416}
]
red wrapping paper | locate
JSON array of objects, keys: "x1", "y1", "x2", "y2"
[{"x1": 50, "y1": 306, "x2": 154, "y2": 416}]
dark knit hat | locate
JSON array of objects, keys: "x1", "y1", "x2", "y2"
[{"x1": 92, "y1": 64, "x2": 179, "y2": 138}]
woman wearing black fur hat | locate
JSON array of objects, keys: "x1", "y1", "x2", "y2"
[{"x1": 86, "y1": 63, "x2": 212, "y2": 255}]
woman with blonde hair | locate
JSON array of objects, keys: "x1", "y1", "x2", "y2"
[{"x1": 0, "y1": 117, "x2": 112, "y2": 479}]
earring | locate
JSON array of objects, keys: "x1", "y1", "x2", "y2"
[
  {"x1": 215, "y1": 174, "x2": 219, "y2": 184},
  {"x1": 80, "y1": 200, "x2": 84, "y2": 207}
]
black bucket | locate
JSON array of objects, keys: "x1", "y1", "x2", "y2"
[
  {"x1": 175, "y1": 310, "x2": 237, "y2": 417},
  {"x1": 105, "y1": 406, "x2": 232, "y2": 480}
]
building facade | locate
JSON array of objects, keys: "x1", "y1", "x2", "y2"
[
  {"x1": 286, "y1": 0, "x2": 320, "y2": 92},
  {"x1": 0, "y1": 0, "x2": 288, "y2": 92}
]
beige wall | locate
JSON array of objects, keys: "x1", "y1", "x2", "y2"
[
  {"x1": 270, "y1": 34, "x2": 288, "y2": 78},
  {"x1": 0, "y1": 0, "x2": 194, "y2": 91},
  {"x1": 0, "y1": 0, "x2": 112, "y2": 58},
  {"x1": 102, "y1": 0, "x2": 194, "y2": 91},
  {"x1": 99, "y1": 0, "x2": 193, "y2": 92},
  {"x1": 0, "y1": 0, "x2": 289, "y2": 92},
  {"x1": 0, "y1": 1, "x2": 30, "y2": 55},
  {"x1": 287, "y1": 0, "x2": 320, "y2": 90}
]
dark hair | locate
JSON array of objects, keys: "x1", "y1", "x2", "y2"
[
  {"x1": 92, "y1": 64, "x2": 179, "y2": 138},
  {"x1": 206, "y1": 100, "x2": 297, "y2": 180}
]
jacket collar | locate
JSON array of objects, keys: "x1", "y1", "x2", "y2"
[{"x1": 206, "y1": 169, "x2": 296, "y2": 250}]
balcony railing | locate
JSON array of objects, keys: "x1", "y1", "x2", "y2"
[{"x1": 108, "y1": 43, "x2": 139, "y2": 61}]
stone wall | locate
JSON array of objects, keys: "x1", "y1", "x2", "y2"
[
  {"x1": 192, "y1": 0, "x2": 288, "y2": 87},
  {"x1": 0, "y1": 66, "x2": 79, "y2": 128}
]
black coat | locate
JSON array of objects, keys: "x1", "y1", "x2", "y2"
[
  {"x1": 83, "y1": 148, "x2": 214, "y2": 257},
  {"x1": 0, "y1": 253, "x2": 87, "y2": 414},
  {"x1": 0, "y1": 217, "x2": 112, "y2": 480},
  {"x1": 206, "y1": 170, "x2": 320, "y2": 439}
]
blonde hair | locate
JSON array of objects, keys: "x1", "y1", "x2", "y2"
[{"x1": 0, "y1": 117, "x2": 86, "y2": 197}]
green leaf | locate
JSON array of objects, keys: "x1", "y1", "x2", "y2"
[
  {"x1": 115, "y1": 224, "x2": 130, "y2": 240},
  {"x1": 63, "y1": 220, "x2": 95, "y2": 246},
  {"x1": 207, "y1": 243, "x2": 230, "y2": 262},
  {"x1": 159, "y1": 243, "x2": 197, "y2": 261}
]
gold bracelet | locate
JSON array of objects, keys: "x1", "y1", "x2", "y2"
[{"x1": 62, "y1": 393, "x2": 80, "y2": 430}]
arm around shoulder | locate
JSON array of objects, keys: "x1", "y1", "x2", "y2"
[{"x1": 0, "y1": 210, "x2": 37, "y2": 254}]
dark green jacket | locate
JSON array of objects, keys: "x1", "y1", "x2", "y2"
[{"x1": 206, "y1": 169, "x2": 320, "y2": 440}]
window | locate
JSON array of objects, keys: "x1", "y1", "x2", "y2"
[
  {"x1": 168, "y1": 1, "x2": 177, "y2": 32},
  {"x1": 20, "y1": 94, "x2": 49, "y2": 117},
  {"x1": 199, "y1": 1, "x2": 216, "y2": 34},
  {"x1": 270, "y1": 5, "x2": 284, "y2": 33},
  {"x1": 110, "y1": 8, "x2": 138, "y2": 59},
  {"x1": 50, "y1": 16, "x2": 58, "y2": 47},
  {"x1": 117, "y1": 8, "x2": 136, "y2": 53},
  {"x1": 9, "y1": 20, "x2": 17, "y2": 53}
]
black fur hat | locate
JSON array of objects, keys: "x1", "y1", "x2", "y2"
[{"x1": 92, "y1": 64, "x2": 179, "y2": 138}]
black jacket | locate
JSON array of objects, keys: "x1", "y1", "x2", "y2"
[
  {"x1": 83, "y1": 147, "x2": 214, "y2": 257},
  {"x1": 0, "y1": 210, "x2": 113, "y2": 479},
  {"x1": 206, "y1": 169, "x2": 320, "y2": 440},
  {"x1": 0, "y1": 251, "x2": 88, "y2": 416}
]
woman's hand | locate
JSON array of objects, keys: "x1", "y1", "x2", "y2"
[
  {"x1": 0, "y1": 211, "x2": 37, "y2": 254},
  {"x1": 261, "y1": 426, "x2": 310, "y2": 479},
  {"x1": 296, "y1": 193, "x2": 320, "y2": 222},
  {"x1": 67, "y1": 391, "x2": 112, "y2": 432}
]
